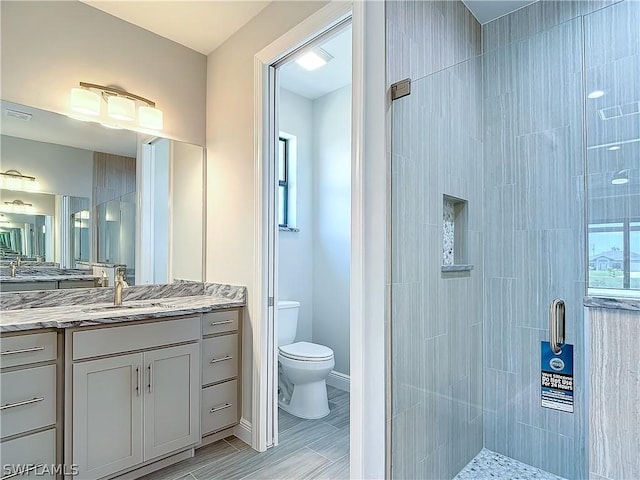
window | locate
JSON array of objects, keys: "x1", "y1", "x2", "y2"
[
  {"x1": 588, "y1": 219, "x2": 640, "y2": 292},
  {"x1": 278, "y1": 137, "x2": 288, "y2": 227}
]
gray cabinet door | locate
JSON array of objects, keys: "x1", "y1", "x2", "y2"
[
  {"x1": 73, "y1": 353, "x2": 143, "y2": 480},
  {"x1": 143, "y1": 343, "x2": 200, "y2": 460}
]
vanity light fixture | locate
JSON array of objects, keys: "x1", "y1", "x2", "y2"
[
  {"x1": 2, "y1": 199, "x2": 34, "y2": 213},
  {"x1": 69, "y1": 82, "x2": 163, "y2": 130},
  {"x1": 70, "y1": 87, "x2": 101, "y2": 116},
  {"x1": 0, "y1": 170, "x2": 40, "y2": 192},
  {"x1": 107, "y1": 96, "x2": 136, "y2": 121},
  {"x1": 295, "y1": 48, "x2": 333, "y2": 71}
]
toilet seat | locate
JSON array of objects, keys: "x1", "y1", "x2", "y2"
[{"x1": 279, "y1": 341, "x2": 334, "y2": 362}]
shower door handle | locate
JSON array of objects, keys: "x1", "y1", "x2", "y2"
[{"x1": 549, "y1": 298, "x2": 565, "y2": 354}]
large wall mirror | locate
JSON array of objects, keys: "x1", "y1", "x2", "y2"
[{"x1": 0, "y1": 99, "x2": 205, "y2": 289}]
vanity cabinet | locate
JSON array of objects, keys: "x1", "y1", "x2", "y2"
[
  {"x1": 0, "y1": 331, "x2": 59, "y2": 479},
  {"x1": 68, "y1": 317, "x2": 201, "y2": 480},
  {"x1": 200, "y1": 309, "x2": 241, "y2": 441}
]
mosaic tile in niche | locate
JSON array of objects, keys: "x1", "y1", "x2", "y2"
[{"x1": 443, "y1": 199, "x2": 455, "y2": 265}]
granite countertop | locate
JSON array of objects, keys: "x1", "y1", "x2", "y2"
[
  {"x1": 0, "y1": 274, "x2": 99, "y2": 283},
  {"x1": 0, "y1": 267, "x2": 98, "y2": 283},
  {"x1": 583, "y1": 296, "x2": 640, "y2": 312},
  {"x1": 0, "y1": 282, "x2": 246, "y2": 332}
]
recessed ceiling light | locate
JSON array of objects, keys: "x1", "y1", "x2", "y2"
[
  {"x1": 608, "y1": 145, "x2": 621, "y2": 151},
  {"x1": 295, "y1": 48, "x2": 333, "y2": 71},
  {"x1": 611, "y1": 170, "x2": 629, "y2": 185},
  {"x1": 588, "y1": 90, "x2": 605, "y2": 99}
]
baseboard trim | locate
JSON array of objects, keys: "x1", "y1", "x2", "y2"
[
  {"x1": 233, "y1": 417, "x2": 252, "y2": 447},
  {"x1": 327, "y1": 370, "x2": 350, "y2": 392}
]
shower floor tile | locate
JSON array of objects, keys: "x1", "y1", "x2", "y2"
[{"x1": 454, "y1": 448, "x2": 566, "y2": 480}]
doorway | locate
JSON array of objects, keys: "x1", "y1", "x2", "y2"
[{"x1": 271, "y1": 21, "x2": 352, "y2": 461}]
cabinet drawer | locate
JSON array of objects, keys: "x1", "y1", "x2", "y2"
[
  {"x1": 0, "y1": 429, "x2": 56, "y2": 479},
  {"x1": 72, "y1": 316, "x2": 200, "y2": 360},
  {"x1": 202, "y1": 334, "x2": 238, "y2": 385},
  {"x1": 202, "y1": 310, "x2": 238, "y2": 336},
  {"x1": 0, "y1": 365, "x2": 56, "y2": 439},
  {"x1": 0, "y1": 282, "x2": 57, "y2": 292},
  {"x1": 201, "y1": 380, "x2": 238, "y2": 435},
  {"x1": 0, "y1": 332, "x2": 57, "y2": 369},
  {"x1": 58, "y1": 280, "x2": 97, "y2": 289}
]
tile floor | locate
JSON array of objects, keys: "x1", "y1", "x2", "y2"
[
  {"x1": 143, "y1": 386, "x2": 350, "y2": 480},
  {"x1": 454, "y1": 448, "x2": 566, "y2": 480}
]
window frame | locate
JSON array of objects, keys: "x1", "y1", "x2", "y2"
[
  {"x1": 278, "y1": 136, "x2": 289, "y2": 228},
  {"x1": 588, "y1": 217, "x2": 640, "y2": 291}
]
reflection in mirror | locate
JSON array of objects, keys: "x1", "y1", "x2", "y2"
[
  {"x1": 0, "y1": 100, "x2": 205, "y2": 291},
  {"x1": 0, "y1": 211, "x2": 52, "y2": 260},
  {"x1": 71, "y1": 208, "x2": 90, "y2": 263}
]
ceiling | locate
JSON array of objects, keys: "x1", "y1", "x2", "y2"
[
  {"x1": 462, "y1": 0, "x2": 537, "y2": 24},
  {"x1": 81, "y1": 1, "x2": 271, "y2": 55},
  {"x1": 279, "y1": 26, "x2": 352, "y2": 100},
  {"x1": 1, "y1": 100, "x2": 138, "y2": 157},
  {"x1": 78, "y1": 1, "x2": 540, "y2": 58}
]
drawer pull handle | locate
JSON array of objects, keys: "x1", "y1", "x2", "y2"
[
  {"x1": 1, "y1": 463, "x2": 45, "y2": 479},
  {"x1": 210, "y1": 355, "x2": 233, "y2": 364},
  {"x1": 210, "y1": 402, "x2": 233, "y2": 414},
  {"x1": 0, "y1": 397, "x2": 44, "y2": 411},
  {"x1": 210, "y1": 320, "x2": 233, "y2": 326},
  {"x1": 1, "y1": 346, "x2": 45, "y2": 356}
]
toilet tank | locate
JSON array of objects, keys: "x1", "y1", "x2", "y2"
[{"x1": 277, "y1": 300, "x2": 300, "y2": 346}]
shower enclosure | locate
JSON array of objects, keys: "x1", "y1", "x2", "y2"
[{"x1": 389, "y1": 1, "x2": 639, "y2": 479}]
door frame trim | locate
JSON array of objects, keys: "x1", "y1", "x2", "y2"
[{"x1": 252, "y1": 1, "x2": 387, "y2": 477}]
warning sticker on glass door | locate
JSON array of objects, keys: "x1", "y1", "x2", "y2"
[{"x1": 541, "y1": 341, "x2": 574, "y2": 413}]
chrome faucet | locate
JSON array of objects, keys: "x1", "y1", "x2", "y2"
[
  {"x1": 9, "y1": 262, "x2": 17, "y2": 277},
  {"x1": 15, "y1": 256, "x2": 21, "y2": 267},
  {"x1": 114, "y1": 272, "x2": 128, "y2": 306}
]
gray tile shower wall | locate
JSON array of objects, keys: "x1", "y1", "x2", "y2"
[
  {"x1": 588, "y1": 308, "x2": 640, "y2": 480},
  {"x1": 482, "y1": 8, "x2": 587, "y2": 480},
  {"x1": 482, "y1": 0, "x2": 619, "y2": 52},
  {"x1": 387, "y1": 2, "x2": 483, "y2": 478},
  {"x1": 386, "y1": 0, "x2": 481, "y2": 86}
]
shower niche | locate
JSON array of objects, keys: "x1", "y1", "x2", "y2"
[{"x1": 442, "y1": 195, "x2": 472, "y2": 272}]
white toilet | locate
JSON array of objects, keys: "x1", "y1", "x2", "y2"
[{"x1": 278, "y1": 300, "x2": 335, "y2": 419}]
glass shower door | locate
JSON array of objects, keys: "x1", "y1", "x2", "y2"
[
  {"x1": 390, "y1": 55, "x2": 485, "y2": 480},
  {"x1": 389, "y1": 15, "x2": 588, "y2": 480}
]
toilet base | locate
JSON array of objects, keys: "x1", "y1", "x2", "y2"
[{"x1": 278, "y1": 380, "x2": 330, "y2": 419}]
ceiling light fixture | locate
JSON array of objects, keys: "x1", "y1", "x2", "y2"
[
  {"x1": 0, "y1": 170, "x2": 40, "y2": 192},
  {"x1": 295, "y1": 48, "x2": 334, "y2": 71},
  {"x1": 69, "y1": 82, "x2": 163, "y2": 130},
  {"x1": 588, "y1": 90, "x2": 605, "y2": 99},
  {"x1": 611, "y1": 170, "x2": 630, "y2": 185},
  {"x1": 608, "y1": 145, "x2": 621, "y2": 151}
]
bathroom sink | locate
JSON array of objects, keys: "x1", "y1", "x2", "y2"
[{"x1": 82, "y1": 303, "x2": 180, "y2": 314}]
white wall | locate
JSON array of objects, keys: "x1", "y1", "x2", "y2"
[
  {"x1": 0, "y1": 1, "x2": 206, "y2": 146},
  {"x1": 312, "y1": 85, "x2": 351, "y2": 376},
  {"x1": 278, "y1": 89, "x2": 314, "y2": 343},
  {"x1": 206, "y1": 0, "x2": 328, "y2": 425},
  {"x1": 1, "y1": 135, "x2": 93, "y2": 199}
]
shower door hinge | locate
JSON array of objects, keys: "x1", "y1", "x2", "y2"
[
  {"x1": 268, "y1": 297, "x2": 274, "y2": 307},
  {"x1": 391, "y1": 78, "x2": 411, "y2": 101}
]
